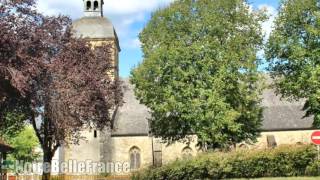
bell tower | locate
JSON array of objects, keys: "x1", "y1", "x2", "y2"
[
  {"x1": 74, "y1": 0, "x2": 121, "y2": 79},
  {"x1": 84, "y1": 0, "x2": 104, "y2": 17}
]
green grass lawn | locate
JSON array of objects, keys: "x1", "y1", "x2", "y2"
[{"x1": 234, "y1": 177, "x2": 320, "y2": 180}]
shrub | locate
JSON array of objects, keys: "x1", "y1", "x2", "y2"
[
  {"x1": 305, "y1": 160, "x2": 320, "y2": 176},
  {"x1": 132, "y1": 145, "x2": 318, "y2": 180}
]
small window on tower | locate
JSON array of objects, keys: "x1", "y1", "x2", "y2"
[
  {"x1": 94, "y1": 130, "x2": 97, "y2": 138},
  {"x1": 86, "y1": 1, "x2": 91, "y2": 10},
  {"x1": 94, "y1": 1, "x2": 99, "y2": 10}
]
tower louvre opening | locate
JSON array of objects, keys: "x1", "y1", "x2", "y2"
[
  {"x1": 94, "y1": 1, "x2": 99, "y2": 10},
  {"x1": 86, "y1": 1, "x2": 91, "y2": 10}
]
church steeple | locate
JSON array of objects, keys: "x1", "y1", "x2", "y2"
[{"x1": 84, "y1": 0, "x2": 104, "y2": 17}]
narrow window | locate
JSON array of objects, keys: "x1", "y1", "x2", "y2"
[
  {"x1": 94, "y1": 1, "x2": 99, "y2": 10},
  {"x1": 94, "y1": 130, "x2": 97, "y2": 138},
  {"x1": 86, "y1": 1, "x2": 91, "y2": 10},
  {"x1": 267, "y1": 135, "x2": 277, "y2": 148},
  {"x1": 129, "y1": 147, "x2": 141, "y2": 170}
]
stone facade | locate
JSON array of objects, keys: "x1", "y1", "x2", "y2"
[
  {"x1": 57, "y1": 0, "x2": 320, "y2": 176},
  {"x1": 247, "y1": 130, "x2": 316, "y2": 149}
]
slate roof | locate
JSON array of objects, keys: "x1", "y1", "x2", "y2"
[
  {"x1": 261, "y1": 81, "x2": 314, "y2": 131},
  {"x1": 111, "y1": 79, "x2": 150, "y2": 136},
  {"x1": 111, "y1": 77, "x2": 315, "y2": 136},
  {"x1": 72, "y1": 16, "x2": 120, "y2": 50}
]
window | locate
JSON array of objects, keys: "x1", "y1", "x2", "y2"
[
  {"x1": 182, "y1": 147, "x2": 193, "y2": 158},
  {"x1": 129, "y1": 147, "x2": 141, "y2": 170},
  {"x1": 94, "y1": 1, "x2": 99, "y2": 10},
  {"x1": 239, "y1": 144, "x2": 249, "y2": 150},
  {"x1": 296, "y1": 142, "x2": 303, "y2": 145},
  {"x1": 267, "y1": 135, "x2": 277, "y2": 148},
  {"x1": 94, "y1": 130, "x2": 97, "y2": 138},
  {"x1": 86, "y1": 1, "x2": 91, "y2": 10}
]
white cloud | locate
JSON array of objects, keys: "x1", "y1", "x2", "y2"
[
  {"x1": 123, "y1": 38, "x2": 142, "y2": 49},
  {"x1": 36, "y1": 0, "x2": 174, "y2": 49},
  {"x1": 105, "y1": 0, "x2": 173, "y2": 15},
  {"x1": 37, "y1": 0, "x2": 173, "y2": 17},
  {"x1": 258, "y1": 4, "x2": 278, "y2": 40}
]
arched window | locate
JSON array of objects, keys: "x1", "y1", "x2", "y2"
[
  {"x1": 94, "y1": 1, "x2": 99, "y2": 10},
  {"x1": 239, "y1": 144, "x2": 249, "y2": 150},
  {"x1": 86, "y1": 1, "x2": 92, "y2": 10},
  {"x1": 129, "y1": 146, "x2": 141, "y2": 170},
  {"x1": 296, "y1": 142, "x2": 303, "y2": 145},
  {"x1": 182, "y1": 147, "x2": 193, "y2": 158}
]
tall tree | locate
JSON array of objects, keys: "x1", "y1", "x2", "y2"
[
  {"x1": 5, "y1": 126, "x2": 40, "y2": 174},
  {"x1": 265, "y1": 0, "x2": 320, "y2": 126},
  {"x1": 131, "y1": 0, "x2": 266, "y2": 149},
  {"x1": 0, "y1": 0, "x2": 122, "y2": 179}
]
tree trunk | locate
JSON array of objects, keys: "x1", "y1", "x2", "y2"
[{"x1": 42, "y1": 148, "x2": 53, "y2": 180}]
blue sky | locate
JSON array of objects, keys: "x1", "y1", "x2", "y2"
[{"x1": 37, "y1": 0, "x2": 279, "y2": 77}]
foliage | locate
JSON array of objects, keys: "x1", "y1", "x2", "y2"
[
  {"x1": 305, "y1": 160, "x2": 320, "y2": 176},
  {"x1": 0, "y1": 0, "x2": 122, "y2": 179},
  {"x1": 6, "y1": 126, "x2": 40, "y2": 163},
  {"x1": 265, "y1": 0, "x2": 320, "y2": 127},
  {"x1": 132, "y1": 145, "x2": 318, "y2": 180},
  {"x1": 3, "y1": 126, "x2": 40, "y2": 174},
  {"x1": 131, "y1": 0, "x2": 266, "y2": 148},
  {"x1": 0, "y1": 111, "x2": 26, "y2": 138},
  {"x1": 0, "y1": 78, "x2": 29, "y2": 138}
]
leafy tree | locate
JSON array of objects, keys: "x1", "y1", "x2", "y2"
[
  {"x1": 0, "y1": 1, "x2": 122, "y2": 179},
  {"x1": 6, "y1": 126, "x2": 40, "y2": 162},
  {"x1": 265, "y1": 0, "x2": 320, "y2": 126},
  {"x1": 0, "y1": 79, "x2": 28, "y2": 138},
  {"x1": 6, "y1": 126, "x2": 40, "y2": 174},
  {"x1": 0, "y1": 112, "x2": 26, "y2": 139},
  {"x1": 131, "y1": 0, "x2": 266, "y2": 149}
]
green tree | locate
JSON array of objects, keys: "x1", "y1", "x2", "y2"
[
  {"x1": 131, "y1": 0, "x2": 266, "y2": 149},
  {"x1": 4, "y1": 126, "x2": 40, "y2": 174},
  {"x1": 1, "y1": 1, "x2": 122, "y2": 179},
  {"x1": 0, "y1": 80, "x2": 28, "y2": 138},
  {"x1": 0, "y1": 112, "x2": 26, "y2": 139},
  {"x1": 265, "y1": 0, "x2": 320, "y2": 126},
  {"x1": 6, "y1": 126, "x2": 40, "y2": 163}
]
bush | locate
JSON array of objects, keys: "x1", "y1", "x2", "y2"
[
  {"x1": 132, "y1": 145, "x2": 318, "y2": 180},
  {"x1": 306, "y1": 160, "x2": 320, "y2": 176}
]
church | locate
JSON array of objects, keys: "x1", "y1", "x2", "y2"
[{"x1": 54, "y1": 0, "x2": 318, "y2": 175}]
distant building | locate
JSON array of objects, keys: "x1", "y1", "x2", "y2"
[{"x1": 57, "y1": 0, "x2": 318, "y2": 175}]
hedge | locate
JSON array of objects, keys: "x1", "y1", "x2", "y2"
[{"x1": 132, "y1": 145, "x2": 320, "y2": 180}]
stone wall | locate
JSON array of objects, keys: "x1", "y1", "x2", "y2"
[
  {"x1": 245, "y1": 130, "x2": 317, "y2": 149},
  {"x1": 109, "y1": 136, "x2": 153, "y2": 169},
  {"x1": 89, "y1": 39, "x2": 119, "y2": 79},
  {"x1": 61, "y1": 127, "x2": 319, "y2": 175}
]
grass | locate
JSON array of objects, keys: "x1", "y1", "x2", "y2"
[{"x1": 234, "y1": 177, "x2": 320, "y2": 180}]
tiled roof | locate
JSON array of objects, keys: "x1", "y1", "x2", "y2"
[
  {"x1": 112, "y1": 76, "x2": 315, "y2": 135},
  {"x1": 111, "y1": 79, "x2": 150, "y2": 136}
]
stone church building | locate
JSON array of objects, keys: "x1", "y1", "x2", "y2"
[{"x1": 55, "y1": 0, "x2": 318, "y2": 175}]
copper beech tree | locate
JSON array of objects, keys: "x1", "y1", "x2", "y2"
[{"x1": 0, "y1": 0, "x2": 122, "y2": 179}]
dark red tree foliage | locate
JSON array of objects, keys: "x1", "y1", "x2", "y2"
[{"x1": 0, "y1": 0, "x2": 122, "y2": 178}]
